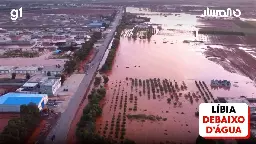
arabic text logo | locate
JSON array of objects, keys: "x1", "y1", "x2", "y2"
[{"x1": 201, "y1": 7, "x2": 241, "y2": 18}]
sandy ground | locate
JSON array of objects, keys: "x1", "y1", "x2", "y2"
[{"x1": 0, "y1": 51, "x2": 67, "y2": 67}]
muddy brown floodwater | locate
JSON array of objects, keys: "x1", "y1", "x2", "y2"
[{"x1": 95, "y1": 7, "x2": 256, "y2": 144}]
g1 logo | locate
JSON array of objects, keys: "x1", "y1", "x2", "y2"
[{"x1": 10, "y1": 7, "x2": 23, "y2": 21}]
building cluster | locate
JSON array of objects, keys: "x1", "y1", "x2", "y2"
[
  {"x1": 0, "y1": 74, "x2": 61, "y2": 112},
  {"x1": 0, "y1": 3, "x2": 116, "y2": 113},
  {"x1": 0, "y1": 65, "x2": 64, "y2": 75},
  {"x1": 16, "y1": 75, "x2": 61, "y2": 96},
  {"x1": 210, "y1": 79, "x2": 231, "y2": 88},
  {"x1": 0, "y1": 13, "x2": 112, "y2": 55}
]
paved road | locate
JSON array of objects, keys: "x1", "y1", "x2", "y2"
[{"x1": 44, "y1": 9, "x2": 123, "y2": 144}]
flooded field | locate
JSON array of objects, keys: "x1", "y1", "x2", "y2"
[{"x1": 95, "y1": 7, "x2": 256, "y2": 144}]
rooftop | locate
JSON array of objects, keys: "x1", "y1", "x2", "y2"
[
  {"x1": 42, "y1": 65, "x2": 64, "y2": 72},
  {"x1": 22, "y1": 82, "x2": 38, "y2": 88},
  {"x1": 88, "y1": 22, "x2": 103, "y2": 27},
  {"x1": 15, "y1": 66, "x2": 39, "y2": 71},
  {"x1": 0, "y1": 66, "x2": 15, "y2": 71},
  {"x1": 27, "y1": 75, "x2": 48, "y2": 83},
  {"x1": 0, "y1": 92, "x2": 47, "y2": 105},
  {"x1": 3, "y1": 97, "x2": 42, "y2": 105}
]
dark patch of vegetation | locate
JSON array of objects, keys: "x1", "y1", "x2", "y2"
[
  {"x1": 2, "y1": 50, "x2": 39, "y2": 58},
  {"x1": 25, "y1": 73, "x2": 30, "y2": 79},
  {"x1": 0, "y1": 104, "x2": 40, "y2": 143},
  {"x1": 103, "y1": 75, "x2": 109, "y2": 84},
  {"x1": 126, "y1": 114, "x2": 167, "y2": 121},
  {"x1": 11, "y1": 73, "x2": 16, "y2": 79},
  {"x1": 94, "y1": 77, "x2": 102, "y2": 86},
  {"x1": 64, "y1": 31, "x2": 101, "y2": 75}
]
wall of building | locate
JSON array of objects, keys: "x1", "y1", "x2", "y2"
[
  {"x1": 37, "y1": 96, "x2": 48, "y2": 111},
  {"x1": 0, "y1": 70, "x2": 11, "y2": 74},
  {"x1": 15, "y1": 70, "x2": 37, "y2": 74},
  {"x1": 0, "y1": 104, "x2": 21, "y2": 112},
  {"x1": 42, "y1": 71, "x2": 62, "y2": 75},
  {"x1": 40, "y1": 79, "x2": 61, "y2": 96},
  {"x1": 52, "y1": 79, "x2": 61, "y2": 95},
  {"x1": 0, "y1": 95, "x2": 48, "y2": 112}
]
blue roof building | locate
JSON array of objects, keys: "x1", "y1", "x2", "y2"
[
  {"x1": 0, "y1": 92, "x2": 48, "y2": 112},
  {"x1": 54, "y1": 50, "x2": 62, "y2": 54},
  {"x1": 88, "y1": 22, "x2": 103, "y2": 28}
]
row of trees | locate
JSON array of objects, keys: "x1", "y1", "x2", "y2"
[
  {"x1": 76, "y1": 87, "x2": 108, "y2": 143},
  {"x1": 64, "y1": 32, "x2": 102, "y2": 75},
  {"x1": 0, "y1": 104, "x2": 41, "y2": 143},
  {"x1": 76, "y1": 85, "x2": 135, "y2": 144},
  {"x1": 100, "y1": 17, "x2": 126, "y2": 72}
]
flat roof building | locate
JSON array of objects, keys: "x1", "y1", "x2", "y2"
[
  {"x1": 0, "y1": 66, "x2": 15, "y2": 74},
  {"x1": 27, "y1": 75, "x2": 48, "y2": 83},
  {"x1": 40, "y1": 77, "x2": 61, "y2": 96},
  {"x1": 14, "y1": 66, "x2": 39, "y2": 74},
  {"x1": 0, "y1": 92, "x2": 48, "y2": 112},
  {"x1": 42, "y1": 65, "x2": 64, "y2": 76}
]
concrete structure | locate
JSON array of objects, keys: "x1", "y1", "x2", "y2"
[
  {"x1": 40, "y1": 77, "x2": 61, "y2": 96},
  {"x1": 88, "y1": 21, "x2": 103, "y2": 28},
  {"x1": 14, "y1": 66, "x2": 39, "y2": 74},
  {"x1": 0, "y1": 92, "x2": 48, "y2": 112},
  {"x1": 0, "y1": 66, "x2": 15, "y2": 74},
  {"x1": 42, "y1": 65, "x2": 64, "y2": 76},
  {"x1": 17, "y1": 75, "x2": 61, "y2": 96}
]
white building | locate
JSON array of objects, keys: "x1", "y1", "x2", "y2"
[
  {"x1": 16, "y1": 82, "x2": 40, "y2": 94},
  {"x1": 40, "y1": 77, "x2": 61, "y2": 96},
  {"x1": 0, "y1": 66, "x2": 15, "y2": 74},
  {"x1": 0, "y1": 92, "x2": 48, "y2": 112},
  {"x1": 14, "y1": 66, "x2": 39, "y2": 74}
]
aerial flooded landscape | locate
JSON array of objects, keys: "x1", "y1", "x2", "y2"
[
  {"x1": 93, "y1": 5, "x2": 256, "y2": 144},
  {"x1": 0, "y1": 1, "x2": 256, "y2": 144}
]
